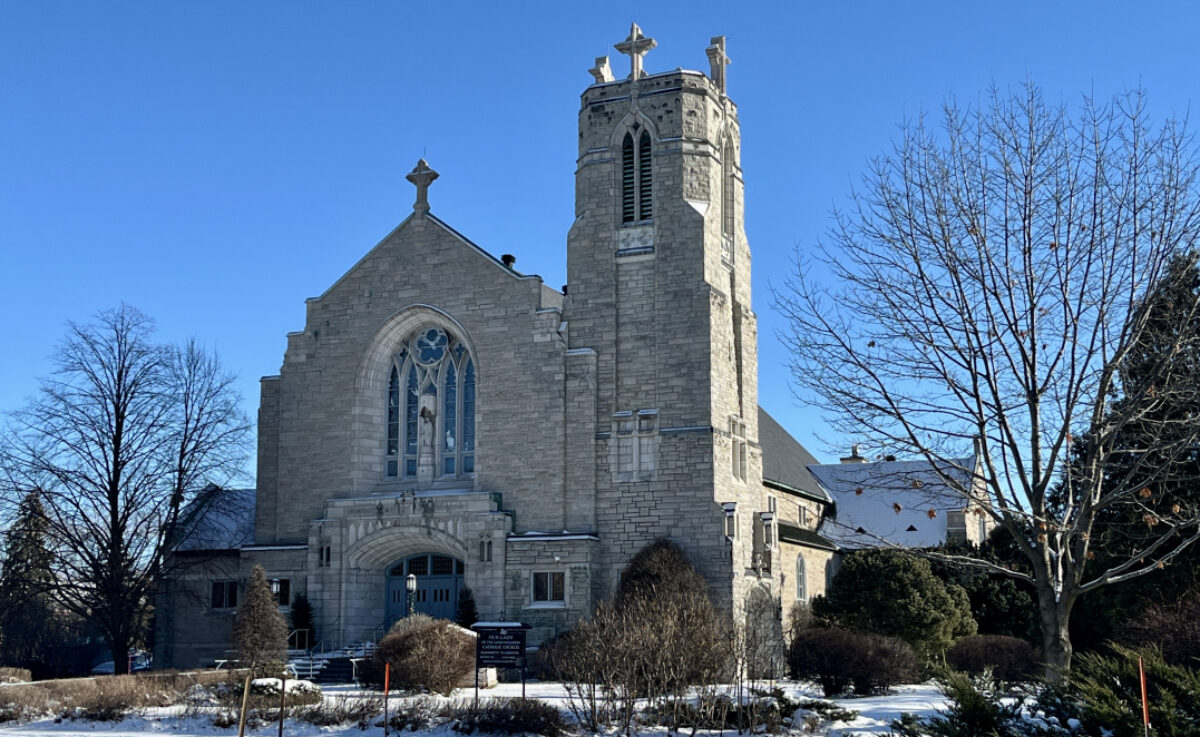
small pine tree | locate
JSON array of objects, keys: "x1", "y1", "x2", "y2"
[
  {"x1": 0, "y1": 490, "x2": 58, "y2": 675},
  {"x1": 455, "y1": 586, "x2": 478, "y2": 627},
  {"x1": 232, "y1": 565, "x2": 289, "y2": 671},
  {"x1": 814, "y1": 549, "x2": 976, "y2": 655},
  {"x1": 289, "y1": 592, "x2": 316, "y2": 649}
]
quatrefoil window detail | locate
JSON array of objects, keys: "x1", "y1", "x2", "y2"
[{"x1": 415, "y1": 328, "x2": 448, "y2": 365}]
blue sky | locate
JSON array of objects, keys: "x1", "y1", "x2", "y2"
[{"x1": 2, "y1": 1, "x2": 1195, "y2": 474}]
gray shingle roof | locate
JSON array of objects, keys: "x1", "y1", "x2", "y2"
[
  {"x1": 757, "y1": 407, "x2": 830, "y2": 503},
  {"x1": 807, "y1": 456, "x2": 976, "y2": 548},
  {"x1": 778, "y1": 522, "x2": 838, "y2": 551},
  {"x1": 172, "y1": 486, "x2": 255, "y2": 552}
]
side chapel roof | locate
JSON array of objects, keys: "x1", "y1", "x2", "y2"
[
  {"x1": 757, "y1": 407, "x2": 830, "y2": 504},
  {"x1": 172, "y1": 485, "x2": 256, "y2": 553}
]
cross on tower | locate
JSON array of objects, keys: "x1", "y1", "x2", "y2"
[
  {"x1": 614, "y1": 23, "x2": 656, "y2": 80},
  {"x1": 706, "y1": 36, "x2": 731, "y2": 95},
  {"x1": 406, "y1": 158, "x2": 439, "y2": 213}
]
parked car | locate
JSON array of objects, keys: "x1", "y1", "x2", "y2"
[{"x1": 90, "y1": 650, "x2": 151, "y2": 674}]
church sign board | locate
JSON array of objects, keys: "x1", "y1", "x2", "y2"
[{"x1": 471, "y1": 622, "x2": 530, "y2": 699}]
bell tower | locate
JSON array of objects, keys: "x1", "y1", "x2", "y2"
[{"x1": 563, "y1": 26, "x2": 760, "y2": 606}]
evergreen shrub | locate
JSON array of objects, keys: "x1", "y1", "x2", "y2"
[
  {"x1": 455, "y1": 587, "x2": 479, "y2": 627},
  {"x1": 890, "y1": 669, "x2": 1028, "y2": 737},
  {"x1": 1067, "y1": 644, "x2": 1200, "y2": 737},
  {"x1": 813, "y1": 549, "x2": 976, "y2": 655}
]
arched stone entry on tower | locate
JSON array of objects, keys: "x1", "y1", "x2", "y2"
[{"x1": 385, "y1": 552, "x2": 465, "y2": 625}]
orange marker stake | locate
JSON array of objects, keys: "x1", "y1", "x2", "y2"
[
  {"x1": 1139, "y1": 656, "x2": 1150, "y2": 736},
  {"x1": 384, "y1": 662, "x2": 391, "y2": 737}
]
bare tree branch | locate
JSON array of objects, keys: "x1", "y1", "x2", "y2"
[{"x1": 775, "y1": 82, "x2": 1200, "y2": 678}]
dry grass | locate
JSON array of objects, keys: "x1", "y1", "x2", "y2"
[
  {"x1": 0, "y1": 670, "x2": 231, "y2": 723},
  {"x1": 0, "y1": 667, "x2": 31, "y2": 683}
]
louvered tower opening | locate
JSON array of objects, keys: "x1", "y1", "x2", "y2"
[
  {"x1": 638, "y1": 131, "x2": 652, "y2": 220},
  {"x1": 621, "y1": 134, "x2": 636, "y2": 223}
]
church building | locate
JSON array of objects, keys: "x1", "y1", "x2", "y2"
[{"x1": 156, "y1": 25, "x2": 836, "y2": 668}]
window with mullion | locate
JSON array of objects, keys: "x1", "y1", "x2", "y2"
[
  {"x1": 620, "y1": 130, "x2": 653, "y2": 224},
  {"x1": 385, "y1": 329, "x2": 476, "y2": 480},
  {"x1": 443, "y1": 356, "x2": 457, "y2": 476}
]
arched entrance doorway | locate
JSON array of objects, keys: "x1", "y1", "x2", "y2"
[{"x1": 386, "y1": 553, "x2": 465, "y2": 625}]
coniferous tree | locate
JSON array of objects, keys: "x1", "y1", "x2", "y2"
[
  {"x1": 1069, "y1": 251, "x2": 1200, "y2": 651},
  {"x1": 289, "y1": 592, "x2": 315, "y2": 650},
  {"x1": 455, "y1": 586, "x2": 478, "y2": 627},
  {"x1": 813, "y1": 549, "x2": 977, "y2": 655},
  {"x1": 0, "y1": 490, "x2": 58, "y2": 675},
  {"x1": 232, "y1": 565, "x2": 288, "y2": 671}
]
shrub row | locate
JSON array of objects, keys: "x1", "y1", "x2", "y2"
[
  {"x1": 788, "y1": 627, "x2": 918, "y2": 696},
  {"x1": 946, "y1": 634, "x2": 1040, "y2": 684}
]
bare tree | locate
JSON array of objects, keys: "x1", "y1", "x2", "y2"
[
  {"x1": 776, "y1": 83, "x2": 1200, "y2": 678},
  {"x1": 0, "y1": 305, "x2": 251, "y2": 673}
]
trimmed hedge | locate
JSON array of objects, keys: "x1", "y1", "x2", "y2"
[
  {"x1": 788, "y1": 627, "x2": 918, "y2": 696},
  {"x1": 946, "y1": 634, "x2": 1040, "y2": 684}
]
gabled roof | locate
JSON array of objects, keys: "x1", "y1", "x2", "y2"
[
  {"x1": 172, "y1": 485, "x2": 256, "y2": 552},
  {"x1": 757, "y1": 407, "x2": 830, "y2": 504},
  {"x1": 807, "y1": 456, "x2": 976, "y2": 548}
]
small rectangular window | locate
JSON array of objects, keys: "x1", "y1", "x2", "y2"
[
  {"x1": 211, "y1": 580, "x2": 237, "y2": 609},
  {"x1": 274, "y1": 578, "x2": 291, "y2": 606},
  {"x1": 532, "y1": 571, "x2": 566, "y2": 604}
]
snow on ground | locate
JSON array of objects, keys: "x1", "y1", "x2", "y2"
[{"x1": 0, "y1": 679, "x2": 949, "y2": 737}]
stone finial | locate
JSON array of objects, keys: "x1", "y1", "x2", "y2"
[
  {"x1": 614, "y1": 22, "x2": 656, "y2": 80},
  {"x1": 589, "y1": 56, "x2": 614, "y2": 84},
  {"x1": 406, "y1": 158, "x2": 439, "y2": 213},
  {"x1": 706, "y1": 35, "x2": 731, "y2": 94}
]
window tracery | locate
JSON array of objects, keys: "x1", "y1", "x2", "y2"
[{"x1": 386, "y1": 327, "x2": 475, "y2": 479}]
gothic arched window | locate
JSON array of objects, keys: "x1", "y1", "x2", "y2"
[
  {"x1": 621, "y1": 130, "x2": 653, "y2": 223},
  {"x1": 721, "y1": 136, "x2": 736, "y2": 264},
  {"x1": 386, "y1": 327, "x2": 475, "y2": 479},
  {"x1": 795, "y1": 554, "x2": 808, "y2": 602}
]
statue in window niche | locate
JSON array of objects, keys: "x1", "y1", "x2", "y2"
[{"x1": 417, "y1": 399, "x2": 437, "y2": 486}]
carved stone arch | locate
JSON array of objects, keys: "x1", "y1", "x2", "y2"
[
  {"x1": 349, "y1": 305, "x2": 479, "y2": 492},
  {"x1": 608, "y1": 110, "x2": 660, "y2": 149},
  {"x1": 348, "y1": 522, "x2": 469, "y2": 571}
]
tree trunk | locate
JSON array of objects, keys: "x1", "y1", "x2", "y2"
[
  {"x1": 110, "y1": 631, "x2": 131, "y2": 675},
  {"x1": 1038, "y1": 589, "x2": 1075, "y2": 683}
]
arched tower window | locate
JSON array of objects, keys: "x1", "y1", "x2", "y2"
[
  {"x1": 385, "y1": 327, "x2": 476, "y2": 479},
  {"x1": 796, "y1": 554, "x2": 808, "y2": 602},
  {"x1": 621, "y1": 130, "x2": 653, "y2": 223},
  {"x1": 722, "y1": 138, "x2": 735, "y2": 237},
  {"x1": 721, "y1": 136, "x2": 736, "y2": 264}
]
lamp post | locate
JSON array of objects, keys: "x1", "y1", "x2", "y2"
[
  {"x1": 406, "y1": 573, "x2": 417, "y2": 617},
  {"x1": 271, "y1": 578, "x2": 281, "y2": 602}
]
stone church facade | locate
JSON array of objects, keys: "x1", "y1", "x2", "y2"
[{"x1": 156, "y1": 25, "x2": 835, "y2": 668}]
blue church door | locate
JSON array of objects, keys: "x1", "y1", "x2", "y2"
[{"x1": 386, "y1": 553, "x2": 464, "y2": 626}]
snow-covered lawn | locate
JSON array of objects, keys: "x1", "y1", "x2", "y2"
[{"x1": 0, "y1": 679, "x2": 950, "y2": 737}]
